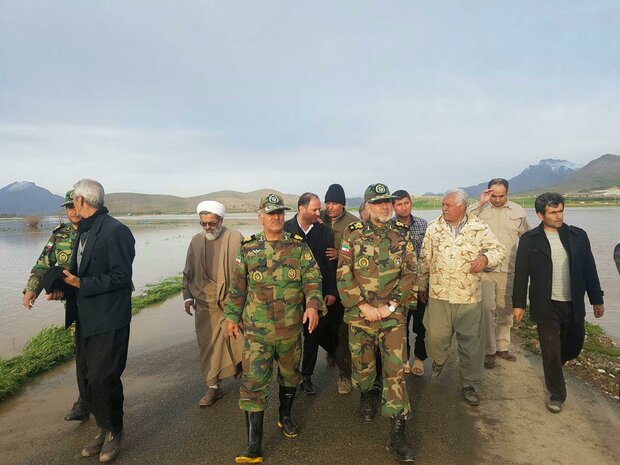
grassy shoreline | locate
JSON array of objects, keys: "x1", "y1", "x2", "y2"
[
  {"x1": 0, "y1": 275, "x2": 183, "y2": 401},
  {"x1": 513, "y1": 310, "x2": 619, "y2": 401}
]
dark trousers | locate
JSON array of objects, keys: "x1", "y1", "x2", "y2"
[
  {"x1": 320, "y1": 299, "x2": 352, "y2": 378},
  {"x1": 301, "y1": 314, "x2": 331, "y2": 377},
  {"x1": 406, "y1": 299, "x2": 428, "y2": 361},
  {"x1": 76, "y1": 323, "x2": 130, "y2": 432},
  {"x1": 536, "y1": 301, "x2": 584, "y2": 402}
]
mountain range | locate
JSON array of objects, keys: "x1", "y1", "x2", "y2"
[{"x1": 1, "y1": 154, "x2": 618, "y2": 216}]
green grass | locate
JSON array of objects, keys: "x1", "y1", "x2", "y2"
[{"x1": 0, "y1": 275, "x2": 183, "y2": 401}]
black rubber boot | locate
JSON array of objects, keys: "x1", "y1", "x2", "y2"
[
  {"x1": 359, "y1": 390, "x2": 377, "y2": 421},
  {"x1": 277, "y1": 386, "x2": 299, "y2": 438},
  {"x1": 235, "y1": 411, "x2": 264, "y2": 463},
  {"x1": 386, "y1": 418, "x2": 416, "y2": 462},
  {"x1": 64, "y1": 397, "x2": 90, "y2": 421}
]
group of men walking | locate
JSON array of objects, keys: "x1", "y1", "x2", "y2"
[{"x1": 22, "y1": 178, "x2": 605, "y2": 463}]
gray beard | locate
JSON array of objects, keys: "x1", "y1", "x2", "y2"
[{"x1": 204, "y1": 226, "x2": 223, "y2": 241}]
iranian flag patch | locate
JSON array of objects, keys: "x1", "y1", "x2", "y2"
[{"x1": 341, "y1": 244, "x2": 350, "y2": 255}]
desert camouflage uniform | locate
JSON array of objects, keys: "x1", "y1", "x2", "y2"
[
  {"x1": 337, "y1": 220, "x2": 417, "y2": 419},
  {"x1": 23, "y1": 223, "x2": 76, "y2": 295},
  {"x1": 224, "y1": 231, "x2": 325, "y2": 412}
]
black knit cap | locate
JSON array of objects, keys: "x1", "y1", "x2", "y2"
[{"x1": 324, "y1": 184, "x2": 346, "y2": 205}]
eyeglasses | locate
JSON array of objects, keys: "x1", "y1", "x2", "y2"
[{"x1": 200, "y1": 220, "x2": 220, "y2": 228}]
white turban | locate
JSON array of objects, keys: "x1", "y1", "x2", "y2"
[{"x1": 196, "y1": 200, "x2": 226, "y2": 218}]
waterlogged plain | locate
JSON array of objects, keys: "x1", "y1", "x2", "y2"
[{"x1": 1, "y1": 208, "x2": 618, "y2": 360}]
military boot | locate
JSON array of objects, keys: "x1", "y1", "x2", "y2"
[
  {"x1": 235, "y1": 411, "x2": 264, "y2": 463},
  {"x1": 386, "y1": 417, "x2": 416, "y2": 462},
  {"x1": 359, "y1": 390, "x2": 377, "y2": 421},
  {"x1": 277, "y1": 385, "x2": 299, "y2": 438}
]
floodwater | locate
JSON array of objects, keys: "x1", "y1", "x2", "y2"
[{"x1": 1, "y1": 208, "x2": 618, "y2": 358}]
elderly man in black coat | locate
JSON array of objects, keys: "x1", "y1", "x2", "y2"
[
  {"x1": 60, "y1": 178, "x2": 135, "y2": 462},
  {"x1": 512, "y1": 192, "x2": 604, "y2": 414}
]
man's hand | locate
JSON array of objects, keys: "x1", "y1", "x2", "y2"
[
  {"x1": 22, "y1": 291, "x2": 36, "y2": 310},
  {"x1": 324, "y1": 294, "x2": 336, "y2": 306},
  {"x1": 418, "y1": 290, "x2": 428, "y2": 304},
  {"x1": 326, "y1": 247, "x2": 339, "y2": 261},
  {"x1": 62, "y1": 269, "x2": 80, "y2": 288},
  {"x1": 46, "y1": 289, "x2": 65, "y2": 301},
  {"x1": 470, "y1": 254, "x2": 489, "y2": 273},
  {"x1": 303, "y1": 308, "x2": 319, "y2": 333},
  {"x1": 184, "y1": 299, "x2": 195, "y2": 316},
  {"x1": 513, "y1": 307, "x2": 525, "y2": 322},
  {"x1": 479, "y1": 189, "x2": 493, "y2": 206},
  {"x1": 360, "y1": 303, "x2": 381, "y2": 322},
  {"x1": 593, "y1": 304, "x2": 605, "y2": 318},
  {"x1": 227, "y1": 320, "x2": 241, "y2": 339}
]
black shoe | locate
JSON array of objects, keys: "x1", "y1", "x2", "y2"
[
  {"x1": 236, "y1": 411, "x2": 264, "y2": 463},
  {"x1": 277, "y1": 386, "x2": 299, "y2": 438},
  {"x1": 64, "y1": 398, "x2": 90, "y2": 421},
  {"x1": 431, "y1": 361, "x2": 444, "y2": 379},
  {"x1": 386, "y1": 418, "x2": 416, "y2": 462},
  {"x1": 359, "y1": 390, "x2": 377, "y2": 421},
  {"x1": 99, "y1": 429, "x2": 123, "y2": 463},
  {"x1": 300, "y1": 376, "x2": 316, "y2": 395},
  {"x1": 81, "y1": 430, "x2": 106, "y2": 458},
  {"x1": 462, "y1": 386, "x2": 480, "y2": 406}
]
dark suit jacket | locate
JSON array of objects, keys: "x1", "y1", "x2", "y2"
[
  {"x1": 284, "y1": 215, "x2": 337, "y2": 298},
  {"x1": 66, "y1": 212, "x2": 135, "y2": 337},
  {"x1": 512, "y1": 222, "x2": 603, "y2": 323}
]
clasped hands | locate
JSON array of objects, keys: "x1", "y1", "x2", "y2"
[{"x1": 360, "y1": 301, "x2": 398, "y2": 322}]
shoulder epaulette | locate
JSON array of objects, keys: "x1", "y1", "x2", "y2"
[
  {"x1": 242, "y1": 234, "x2": 257, "y2": 244},
  {"x1": 292, "y1": 234, "x2": 304, "y2": 242},
  {"x1": 393, "y1": 221, "x2": 408, "y2": 229},
  {"x1": 53, "y1": 223, "x2": 69, "y2": 233},
  {"x1": 348, "y1": 222, "x2": 364, "y2": 231}
]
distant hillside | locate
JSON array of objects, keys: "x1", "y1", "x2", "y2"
[
  {"x1": 105, "y1": 189, "x2": 300, "y2": 214},
  {"x1": 0, "y1": 182, "x2": 64, "y2": 216},
  {"x1": 460, "y1": 159, "x2": 579, "y2": 197},
  {"x1": 538, "y1": 154, "x2": 620, "y2": 194}
]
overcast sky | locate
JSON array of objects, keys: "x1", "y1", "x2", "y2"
[{"x1": 1, "y1": 1, "x2": 618, "y2": 198}]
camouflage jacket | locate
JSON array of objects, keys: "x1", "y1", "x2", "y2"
[
  {"x1": 419, "y1": 214, "x2": 506, "y2": 304},
  {"x1": 337, "y1": 220, "x2": 417, "y2": 328},
  {"x1": 224, "y1": 231, "x2": 326, "y2": 339},
  {"x1": 23, "y1": 223, "x2": 76, "y2": 295}
]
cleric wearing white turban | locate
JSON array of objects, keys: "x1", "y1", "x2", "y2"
[
  {"x1": 196, "y1": 200, "x2": 226, "y2": 218},
  {"x1": 183, "y1": 199, "x2": 243, "y2": 407}
]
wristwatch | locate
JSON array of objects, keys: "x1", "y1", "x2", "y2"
[{"x1": 388, "y1": 304, "x2": 396, "y2": 313}]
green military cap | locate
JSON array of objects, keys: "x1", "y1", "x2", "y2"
[
  {"x1": 259, "y1": 193, "x2": 291, "y2": 213},
  {"x1": 61, "y1": 189, "x2": 75, "y2": 207},
  {"x1": 364, "y1": 183, "x2": 397, "y2": 204}
]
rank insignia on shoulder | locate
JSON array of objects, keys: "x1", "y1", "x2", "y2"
[
  {"x1": 394, "y1": 221, "x2": 407, "y2": 228},
  {"x1": 293, "y1": 234, "x2": 304, "y2": 241},
  {"x1": 242, "y1": 235, "x2": 255, "y2": 244},
  {"x1": 53, "y1": 224, "x2": 63, "y2": 233},
  {"x1": 406, "y1": 242, "x2": 414, "y2": 253},
  {"x1": 348, "y1": 222, "x2": 363, "y2": 231}
]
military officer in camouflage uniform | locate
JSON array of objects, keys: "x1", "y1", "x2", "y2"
[
  {"x1": 21, "y1": 189, "x2": 90, "y2": 422},
  {"x1": 337, "y1": 183, "x2": 417, "y2": 463},
  {"x1": 225, "y1": 193, "x2": 326, "y2": 464}
]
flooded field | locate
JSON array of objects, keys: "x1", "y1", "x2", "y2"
[{"x1": 1, "y1": 208, "x2": 618, "y2": 358}]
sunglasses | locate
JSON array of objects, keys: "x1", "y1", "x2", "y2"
[{"x1": 200, "y1": 220, "x2": 220, "y2": 228}]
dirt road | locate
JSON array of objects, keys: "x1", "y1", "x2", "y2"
[{"x1": 1, "y1": 295, "x2": 618, "y2": 465}]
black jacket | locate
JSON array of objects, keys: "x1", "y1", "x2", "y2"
[
  {"x1": 284, "y1": 215, "x2": 337, "y2": 297},
  {"x1": 512, "y1": 222, "x2": 603, "y2": 323},
  {"x1": 66, "y1": 212, "x2": 135, "y2": 337}
]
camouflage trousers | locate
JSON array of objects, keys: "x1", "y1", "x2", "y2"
[
  {"x1": 239, "y1": 332, "x2": 301, "y2": 412},
  {"x1": 349, "y1": 323, "x2": 411, "y2": 419}
]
